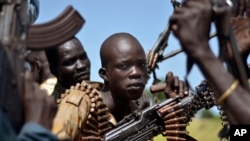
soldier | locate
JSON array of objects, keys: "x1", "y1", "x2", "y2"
[
  {"x1": 26, "y1": 50, "x2": 57, "y2": 95},
  {"x1": 45, "y1": 36, "x2": 92, "y2": 100},
  {"x1": 169, "y1": 0, "x2": 250, "y2": 124},
  {"x1": 98, "y1": 32, "x2": 149, "y2": 121},
  {"x1": 52, "y1": 32, "x2": 150, "y2": 140},
  {"x1": 0, "y1": 70, "x2": 59, "y2": 140}
]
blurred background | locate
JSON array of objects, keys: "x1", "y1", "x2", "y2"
[{"x1": 35, "y1": 1, "x2": 223, "y2": 140}]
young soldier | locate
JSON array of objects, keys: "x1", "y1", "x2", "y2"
[{"x1": 52, "y1": 32, "x2": 149, "y2": 140}]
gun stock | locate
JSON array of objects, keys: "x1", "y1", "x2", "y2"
[{"x1": 103, "y1": 81, "x2": 215, "y2": 141}]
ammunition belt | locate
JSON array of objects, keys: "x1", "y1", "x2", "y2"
[{"x1": 57, "y1": 81, "x2": 115, "y2": 141}]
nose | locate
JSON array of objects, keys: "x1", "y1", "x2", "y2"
[
  {"x1": 129, "y1": 66, "x2": 142, "y2": 79},
  {"x1": 76, "y1": 59, "x2": 86, "y2": 71}
]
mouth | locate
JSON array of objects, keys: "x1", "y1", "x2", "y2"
[
  {"x1": 76, "y1": 72, "x2": 90, "y2": 82},
  {"x1": 127, "y1": 82, "x2": 145, "y2": 91}
]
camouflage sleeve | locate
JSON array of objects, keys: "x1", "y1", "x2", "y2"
[{"x1": 52, "y1": 88, "x2": 91, "y2": 140}]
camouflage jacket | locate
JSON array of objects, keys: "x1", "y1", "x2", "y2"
[{"x1": 52, "y1": 81, "x2": 116, "y2": 141}]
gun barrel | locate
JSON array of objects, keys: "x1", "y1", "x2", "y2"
[{"x1": 151, "y1": 23, "x2": 171, "y2": 53}]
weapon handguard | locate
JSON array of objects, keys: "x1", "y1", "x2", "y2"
[
  {"x1": 103, "y1": 81, "x2": 215, "y2": 141},
  {"x1": 28, "y1": 5, "x2": 85, "y2": 50}
]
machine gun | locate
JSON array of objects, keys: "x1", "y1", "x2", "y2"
[
  {"x1": 103, "y1": 80, "x2": 215, "y2": 141},
  {"x1": 0, "y1": 0, "x2": 84, "y2": 133}
]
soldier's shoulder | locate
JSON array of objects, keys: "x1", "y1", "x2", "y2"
[{"x1": 56, "y1": 81, "x2": 102, "y2": 106}]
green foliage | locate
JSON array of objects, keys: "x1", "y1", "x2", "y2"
[
  {"x1": 145, "y1": 78, "x2": 166, "y2": 104},
  {"x1": 200, "y1": 110, "x2": 216, "y2": 118},
  {"x1": 154, "y1": 118, "x2": 223, "y2": 141},
  {"x1": 186, "y1": 118, "x2": 222, "y2": 141},
  {"x1": 156, "y1": 92, "x2": 166, "y2": 101}
]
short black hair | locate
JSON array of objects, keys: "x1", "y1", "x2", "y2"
[
  {"x1": 45, "y1": 36, "x2": 81, "y2": 75},
  {"x1": 100, "y1": 32, "x2": 140, "y2": 68}
]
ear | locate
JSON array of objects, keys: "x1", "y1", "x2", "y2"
[
  {"x1": 99, "y1": 67, "x2": 108, "y2": 81},
  {"x1": 34, "y1": 60, "x2": 42, "y2": 72}
]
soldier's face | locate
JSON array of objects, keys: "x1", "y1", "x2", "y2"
[
  {"x1": 105, "y1": 38, "x2": 148, "y2": 101},
  {"x1": 56, "y1": 39, "x2": 91, "y2": 88}
]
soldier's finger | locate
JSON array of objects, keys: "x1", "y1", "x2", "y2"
[
  {"x1": 183, "y1": 81, "x2": 189, "y2": 96},
  {"x1": 179, "y1": 80, "x2": 184, "y2": 97},
  {"x1": 165, "y1": 71, "x2": 174, "y2": 87},
  {"x1": 174, "y1": 76, "x2": 179, "y2": 91}
]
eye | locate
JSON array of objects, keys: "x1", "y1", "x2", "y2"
[
  {"x1": 80, "y1": 54, "x2": 87, "y2": 60},
  {"x1": 118, "y1": 63, "x2": 129, "y2": 70},
  {"x1": 140, "y1": 62, "x2": 146, "y2": 68},
  {"x1": 138, "y1": 61, "x2": 147, "y2": 68},
  {"x1": 63, "y1": 58, "x2": 75, "y2": 66}
]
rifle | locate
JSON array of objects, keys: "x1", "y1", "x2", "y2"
[
  {"x1": 146, "y1": 0, "x2": 221, "y2": 86},
  {"x1": 103, "y1": 80, "x2": 215, "y2": 141},
  {"x1": 146, "y1": 0, "x2": 181, "y2": 85},
  {"x1": 0, "y1": 1, "x2": 84, "y2": 133}
]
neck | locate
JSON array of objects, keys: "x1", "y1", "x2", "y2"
[{"x1": 101, "y1": 86, "x2": 137, "y2": 122}]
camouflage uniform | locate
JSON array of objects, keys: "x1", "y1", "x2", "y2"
[{"x1": 52, "y1": 81, "x2": 116, "y2": 141}]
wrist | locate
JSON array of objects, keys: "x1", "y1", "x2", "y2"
[{"x1": 183, "y1": 42, "x2": 215, "y2": 61}]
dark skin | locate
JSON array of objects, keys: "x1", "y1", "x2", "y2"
[
  {"x1": 99, "y1": 33, "x2": 148, "y2": 122},
  {"x1": 23, "y1": 70, "x2": 57, "y2": 130},
  {"x1": 50, "y1": 37, "x2": 91, "y2": 89},
  {"x1": 228, "y1": 17, "x2": 250, "y2": 65},
  {"x1": 170, "y1": 0, "x2": 250, "y2": 123},
  {"x1": 26, "y1": 50, "x2": 54, "y2": 84},
  {"x1": 164, "y1": 71, "x2": 189, "y2": 99}
]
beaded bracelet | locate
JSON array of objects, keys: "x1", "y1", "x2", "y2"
[{"x1": 217, "y1": 80, "x2": 239, "y2": 104}]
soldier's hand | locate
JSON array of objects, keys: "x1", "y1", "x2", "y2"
[
  {"x1": 228, "y1": 17, "x2": 250, "y2": 59},
  {"x1": 23, "y1": 70, "x2": 57, "y2": 129},
  {"x1": 213, "y1": 0, "x2": 250, "y2": 59},
  {"x1": 169, "y1": 0, "x2": 213, "y2": 59},
  {"x1": 164, "y1": 71, "x2": 189, "y2": 98},
  {"x1": 230, "y1": 0, "x2": 250, "y2": 63}
]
